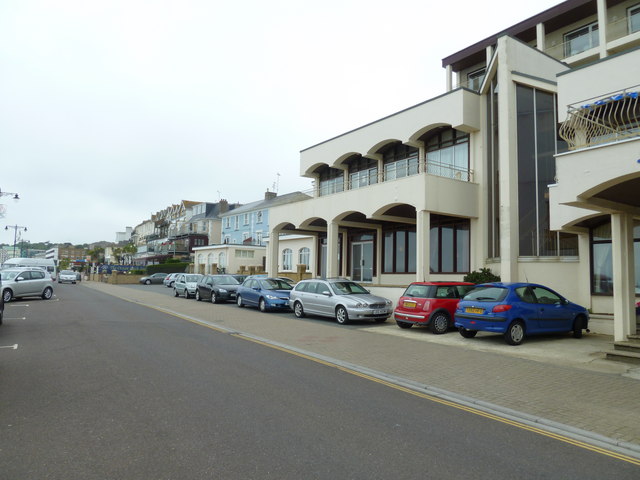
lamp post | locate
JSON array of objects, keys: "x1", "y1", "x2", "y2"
[
  {"x1": 0, "y1": 189, "x2": 20, "y2": 201},
  {"x1": 5, "y1": 225, "x2": 27, "y2": 258}
]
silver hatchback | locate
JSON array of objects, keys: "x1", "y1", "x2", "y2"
[
  {"x1": 1, "y1": 268, "x2": 54, "y2": 302},
  {"x1": 173, "y1": 273, "x2": 203, "y2": 299},
  {"x1": 289, "y1": 278, "x2": 392, "y2": 325}
]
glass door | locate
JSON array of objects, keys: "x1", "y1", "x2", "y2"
[{"x1": 352, "y1": 241, "x2": 373, "y2": 282}]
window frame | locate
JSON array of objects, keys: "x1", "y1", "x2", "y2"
[
  {"x1": 629, "y1": 4, "x2": 640, "y2": 34},
  {"x1": 282, "y1": 248, "x2": 293, "y2": 271},
  {"x1": 563, "y1": 21, "x2": 599, "y2": 57}
]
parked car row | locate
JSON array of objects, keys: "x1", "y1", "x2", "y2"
[
  {"x1": 394, "y1": 280, "x2": 590, "y2": 346},
  {"x1": 153, "y1": 272, "x2": 592, "y2": 345}
]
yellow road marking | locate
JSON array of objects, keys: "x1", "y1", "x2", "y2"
[{"x1": 101, "y1": 289, "x2": 640, "y2": 466}]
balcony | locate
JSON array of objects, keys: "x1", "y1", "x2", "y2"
[
  {"x1": 559, "y1": 85, "x2": 640, "y2": 150},
  {"x1": 312, "y1": 158, "x2": 473, "y2": 198}
]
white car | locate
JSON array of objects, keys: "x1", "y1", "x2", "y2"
[{"x1": 58, "y1": 270, "x2": 78, "y2": 284}]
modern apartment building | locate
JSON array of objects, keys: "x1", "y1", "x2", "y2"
[{"x1": 267, "y1": 0, "x2": 640, "y2": 339}]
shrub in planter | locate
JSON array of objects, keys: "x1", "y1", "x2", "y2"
[{"x1": 464, "y1": 268, "x2": 501, "y2": 284}]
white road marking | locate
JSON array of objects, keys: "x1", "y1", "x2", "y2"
[{"x1": 0, "y1": 344, "x2": 18, "y2": 350}]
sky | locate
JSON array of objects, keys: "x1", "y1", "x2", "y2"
[{"x1": 0, "y1": 0, "x2": 562, "y2": 245}]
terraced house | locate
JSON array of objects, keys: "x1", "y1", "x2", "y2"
[{"x1": 266, "y1": 0, "x2": 640, "y2": 340}]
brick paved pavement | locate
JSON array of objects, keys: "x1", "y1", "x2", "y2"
[{"x1": 81, "y1": 282, "x2": 640, "y2": 454}]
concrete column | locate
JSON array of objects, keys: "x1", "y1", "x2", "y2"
[
  {"x1": 326, "y1": 221, "x2": 340, "y2": 278},
  {"x1": 597, "y1": 0, "x2": 608, "y2": 59},
  {"x1": 267, "y1": 229, "x2": 280, "y2": 277},
  {"x1": 445, "y1": 65, "x2": 452, "y2": 92},
  {"x1": 416, "y1": 210, "x2": 431, "y2": 282},
  {"x1": 611, "y1": 213, "x2": 635, "y2": 341},
  {"x1": 418, "y1": 144, "x2": 426, "y2": 173},
  {"x1": 496, "y1": 38, "x2": 519, "y2": 282},
  {"x1": 536, "y1": 22, "x2": 546, "y2": 52},
  {"x1": 485, "y1": 45, "x2": 494, "y2": 65}
]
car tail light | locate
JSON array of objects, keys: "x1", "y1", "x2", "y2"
[
  {"x1": 422, "y1": 301, "x2": 431, "y2": 312},
  {"x1": 492, "y1": 304, "x2": 512, "y2": 313}
]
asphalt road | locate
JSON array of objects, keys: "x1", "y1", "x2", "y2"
[{"x1": 0, "y1": 284, "x2": 638, "y2": 479}]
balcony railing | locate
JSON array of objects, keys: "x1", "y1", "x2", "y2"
[
  {"x1": 312, "y1": 160, "x2": 473, "y2": 198},
  {"x1": 559, "y1": 85, "x2": 640, "y2": 150}
]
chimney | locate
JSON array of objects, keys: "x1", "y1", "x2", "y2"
[
  {"x1": 265, "y1": 190, "x2": 277, "y2": 200},
  {"x1": 219, "y1": 199, "x2": 229, "y2": 213}
]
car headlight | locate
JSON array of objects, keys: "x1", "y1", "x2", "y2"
[
  {"x1": 385, "y1": 299, "x2": 392, "y2": 306},
  {"x1": 218, "y1": 288, "x2": 227, "y2": 293},
  {"x1": 354, "y1": 302, "x2": 367, "y2": 308},
  {"x1": 266, "y1": 295, "x2": 279, "y2": 300}
]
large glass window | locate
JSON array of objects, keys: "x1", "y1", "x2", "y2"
[
  {"x1": 516, "y1": 84, "x2": 578, "y2": 257},
  {"x1": 382, "y1": 228, "x2": 416, "y2": 273},
  {"x1": 630, "y1": 5, "x2": 640, "y2": 34},
  {"x1": 425, "y1": 128, "x2": 470, "y2": 180},
  {"x1": 591, "y1": 221, "x2": 640, "y2": 295},
  {"x1": 487, "y1": 76, "x2": 500, "y2": 259},
  {"x1": 318, "y1": 167, "x2": 344, "y2": 196},
  {"x1": 298, "y1": 247, "x2": 310, "y2": 270},
  {"x1": 430, "y1": 215, "x2": 470, "y2": 274},
  {"x1": 381, "y1": 143, "x2": 418, "y2": 181},
  {"x1": 564, "y1": 21, "x2": 599, "y2": 57},
  {"x1": 467, "y1": 68, "x2": 486, "y2": 91},
  {"x1": 347, "y1": 156, "x2": 378, "y2": 190},
  {"x1": 282, "y1": 248, "x2": 293, "y2": 270}
]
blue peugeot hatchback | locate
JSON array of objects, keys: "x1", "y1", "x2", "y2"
[
  {"x1": 236, "y1": 277, "x2": 293, "y2": 312},
  {"x1": 454, "y1": 282, "x2": 589, "y2": 345}
]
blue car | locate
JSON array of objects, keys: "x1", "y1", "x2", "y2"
[
  {"x1": 236, "y1": 277, "x2": 293, "y2": 312},
  {"x1": 454, "y1": 282, "x2": 589, "y2": 345}
]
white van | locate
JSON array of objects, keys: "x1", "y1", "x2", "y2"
[{"x1": 1, "y1": 258, "x2": 57, "y2": 281}]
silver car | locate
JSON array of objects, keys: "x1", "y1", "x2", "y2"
[
  {"x1": 58, "y1": 270, "x2": 78, "y2": 284},
  {"x1": 289, "y1": 278, "x2": 392, "y2": 324},
  {"x1": 1, "y1": 267, "x2": 54, "y2": 303},
  {"x1": 173, "y1": 273, "x2": 203, "y2": 299}
]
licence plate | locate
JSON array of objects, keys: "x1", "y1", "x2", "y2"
[
  {"x1": 373, "y1": 309, "x2": 387, "y2": 315},
  {"x1": 465, "y1": 307, "x2": 484, "y2": 314},
  {"x1": 403, "y1": 301, "x2": 417, "y2": 308}
]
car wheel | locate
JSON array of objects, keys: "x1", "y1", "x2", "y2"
[
  {"x1": 505, "y1": 320, "x2": 525, "y2": 346},
  {"x1": 211, "y1": 291, "x2": 217, "y2": 304},
  {"x1": 259, "y1": 298, "x2": 267, "y2": 313},
  {"x1": 174, "y1": 288, "x2": 179, "y2": 297},
  {"x1": 294, "y1": 301, "x2": 305, "y2": 318},
  {"x1": 335, "y1": 306, "x2": 349, "y2": 325},
  {"x1": 396, "y1": 320, "x2": 412, "y2": 329},
  {"x1": 572, "y1": 316, "x2": 584, "y2": 339},
  {"x1": 195, "y1": 290, "x2": 201, "y2": 301},
  {"x1": 237, "y1": 295, "x2": 244, "y2": 307},
  {"x1": 145, "y1": 280, "x2": 151, "y2": 285},
  {"x1": 2, "y1": 289, "x2": 13, "y2": 303},
  {"x1": 184, "y1": 290, "x2": 190, "y2": 299},
  {"x1": 170, "y1": 282, "x2": 175, "y2": 288},
  {"x1": 459, "y1": 328, "x2": 477, "y2": 338},
  {"x1": 429, "y1": 312, "x2": 450, "y2": 334},
  {"x1": 42, "y1": 287, "x2": 53, "y2": 300}
]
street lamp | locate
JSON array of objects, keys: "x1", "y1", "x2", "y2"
[
  {"x1": 0, "y1": 189, "x2": 20, "y2": 201},
  {"x1": 5, "y1": 225, "x2": 27, "y2": 258}
]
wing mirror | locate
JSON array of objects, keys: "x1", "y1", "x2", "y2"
[{"x1": 321, "y1": 290, "x2": 332, "y2": 296}]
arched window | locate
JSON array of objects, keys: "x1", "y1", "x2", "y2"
[
  {"x1": 298, "y1": 247, "x2": 310, "y2": 270},
  {"x1": 218, "y1": 252, "x2": 226, "y2": 268},
  {"x1": 282, "y1": 248, "x2": 293, "y2": 271}
]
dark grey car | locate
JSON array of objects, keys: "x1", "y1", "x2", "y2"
[{"x1": 195, "y1": 275, "x2": 240, "y2": 303}]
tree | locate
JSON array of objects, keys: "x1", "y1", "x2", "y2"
[
  {"x1": 87, "y1": 247, "x2": 105, "y2": 264},
  {"x1": 122, "y1": 243, "x2": 137, "y2": 264}
]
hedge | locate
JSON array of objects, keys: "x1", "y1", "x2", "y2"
[{"x1": 147, "y1": 263, "x2": 188, "y2": 275}]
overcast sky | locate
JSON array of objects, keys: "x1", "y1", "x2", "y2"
[{"x1": 0, "y1": 0, "x2": 561, "y2": 246}]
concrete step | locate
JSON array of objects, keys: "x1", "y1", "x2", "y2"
[
  {"x1": 613, "y1": 340, "x2": 640, "y2": 353},
  {"x1": 605, "y1": 349, "x2": 640, "y2": 364}
]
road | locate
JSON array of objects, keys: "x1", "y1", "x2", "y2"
[{"x1": 0, "y1": 283, "x2": 638, "y2": 479}]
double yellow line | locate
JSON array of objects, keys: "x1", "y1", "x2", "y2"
[{"x1": 123, "y1": 295, "x2": 640, "y2": 467}]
